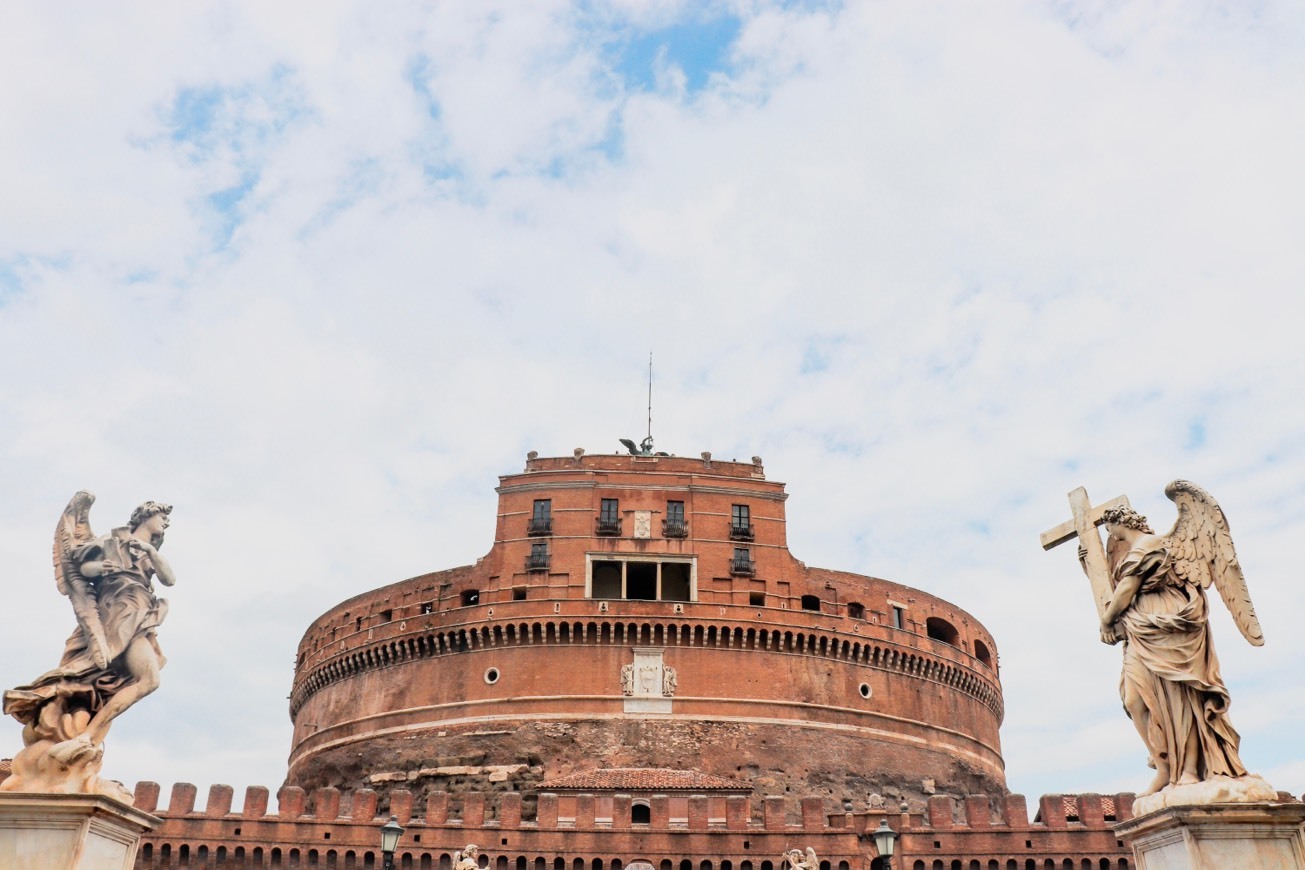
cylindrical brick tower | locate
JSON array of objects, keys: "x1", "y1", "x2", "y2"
[{"x1": 286, "y1": 452, "x2": 1004, "y2": 811}]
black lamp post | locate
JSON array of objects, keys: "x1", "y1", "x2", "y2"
[
  {"x1": 871, "y1": 818, "x2": 897, "y2": 870},
  {"x1": 379, "y1": 814, "x2": 405, "y2": 870}
]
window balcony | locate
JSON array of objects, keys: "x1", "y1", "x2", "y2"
[
  {"x1": 596, "y1": 517, "x2": 622, "y2": 536},
  {"x1": 662, "y1": 519, "x2": 688, "y2": 539},
  {"x1": 525, "y1": 553, "x2": 550, "y2": 572},
  {"x1": 729, "y1": 557, "x2": 755, "y2": 577},
  {"x1": 729, "y1": 524, "x2": 755, "y2": 542},
  {"x1": 527, "y1": 517, "x2": 553, "y2": 536}
]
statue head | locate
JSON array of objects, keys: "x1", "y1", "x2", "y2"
[
  {"x1": 1102, "y1": 505, "x2": 1153, "y2": 534},
  {"x1": 129, "y1": 501, "x2": 173, "y2": 538}
]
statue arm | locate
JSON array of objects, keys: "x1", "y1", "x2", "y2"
[{"x1": 1102, "y1": 573, "x2": 1140, "y2": 626}]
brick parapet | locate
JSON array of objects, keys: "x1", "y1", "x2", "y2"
[{"x1": 133, "y1": 785, "x2": 1140, "y2": 869}]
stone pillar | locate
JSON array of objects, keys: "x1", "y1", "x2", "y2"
[
  {"x1": 0, "y1": 793, "x2": 158, "y2": 870},
  {"x1": 1114, "y1": 802, "x2": 1305, "y2": 868}
]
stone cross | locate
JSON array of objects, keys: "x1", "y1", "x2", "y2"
[{"x1": 1040, "y1": 487, "x2": 1131, "y2": 620}]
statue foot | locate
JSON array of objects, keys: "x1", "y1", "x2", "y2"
[
  {"x1": 1177, "y1": 772, "x2": 1200, "y2": 786},
  {"x1": 1138, "y1": 768, "x2": 1171, "y2": 797},
  {"x1": 47, "y1": 735, "x2": 102, "y2": 767}
]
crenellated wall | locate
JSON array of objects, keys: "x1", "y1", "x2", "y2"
[{"x1": 132, "y1": 783, "x2": 1140, "y2": 870}]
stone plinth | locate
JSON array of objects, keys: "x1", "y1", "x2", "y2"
[
  {"x1": 0, "y1": 792, "x2": 158, "y2": 870},
  {"x1": 1114, "y1": 802, "x2": 1305, "y2": 869}
]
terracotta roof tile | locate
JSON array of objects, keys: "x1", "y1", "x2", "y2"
[{"x1": 538, "y1": 768, "x2": 750, "y2": 792}]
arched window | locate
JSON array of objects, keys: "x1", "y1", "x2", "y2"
[
  {"x1": 632, "y1": 802, "x2": 651, "y2": 823},
  {"x1": 974, "y1": 638, "x2": 993, "y2": 668},
  {"x1": 925, "y1": 617, "x2": 959, "y2": 646}
]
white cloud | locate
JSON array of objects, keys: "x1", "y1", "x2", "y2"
[{"x1": 2, "y1": 0, "x2": 1303, "y2": 804}]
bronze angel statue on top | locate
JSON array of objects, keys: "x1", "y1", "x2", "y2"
[
  {"x1": 2, "y1": 492, "x2": 176, "y2": 801},
  {"x1": 1051, "y1": 480, "x2": 1275, "y2": 812}
]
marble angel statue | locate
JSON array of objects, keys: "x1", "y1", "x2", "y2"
[
  {"x1": 454, "y1": 844, "x2": 481, "y2": 870},
  {"x1": 1086, "y1": 480, "x2": 1274, "y2": 810},
  {"x1": 781, "y1": 848, "x2": 818, "y2": 870},
  {"x1": 2, "y1": 492, "x2": 175, "y2": 801}
]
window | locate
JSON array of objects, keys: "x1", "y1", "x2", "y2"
[
  {"x1": 631, "y1": 802, "x2": 651, "y2": 824},
  {"x1": 847, "y1": 602, "x2": 865, "y2": 620},
  {"x1": 974, "y1": 639, "x2": 993, "y2": 668},
  {"x1": 528, "y1": 499, "x2": 552, "y2": 536},
  {"x1": 380, "y1": 609, "x2": 392, "y2": 623},
  {"x1": 512, "y1": 587, "x2": 528, "y2": 601},
  {"x1": 587, "y1": 556, "x2": 695, "y2": 601},
  {"x1": 750, "y1": 591, "x2": 766, "y2": 607},
  {"x1": 800, "y1": 595, "x2": 820, "y2": 612},
  {"x1": 730, "y1": 548, "x2": 755, "y2": 576},
  {"x1": 891, "y1": 606, "x2": 905, "y2": 630},
  {"x1": 926, "y1": 617, "x2": 959, "y2": 646},
  {"x1": 730, "y1": 504, "x2": 754, "y2": 540},
  {"x1": 597, "y1": 498, "x2": 621, "y2": 535},
  {"x1": 420, "y1": 602, "x2": 434, "y2": 615},
  {"x1": 663, "y1": 500, "x2": 687, "y2": 538},
  {"x1": 526, "y1": 543, "x2": 549, "y2": 572},
  {"x1": 461, "y1": 590, "x2": 481, "y2": 606}
]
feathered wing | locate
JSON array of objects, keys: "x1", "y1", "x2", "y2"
[
  {"x1": 1163, "y1": 480, "x2": 1264, "y2": 646},
  {"x1": 53, "y1": 490, "x2": 111, "y2": 667}
]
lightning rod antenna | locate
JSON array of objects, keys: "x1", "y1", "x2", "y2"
[{"x1": 647, "y1": 351, "x2": 653, "y2": 444}]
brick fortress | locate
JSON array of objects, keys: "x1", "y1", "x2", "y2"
[{"x1": 7, "y1": 449, "x2": 1145, "y2": 867}]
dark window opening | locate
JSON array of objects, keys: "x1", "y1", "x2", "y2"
[
  {"x1": 663, "y1": 500, "x2": 687, "y2": 538},
  {"x1": 801, "y1": 595, "x2": 821, "y2": 612},
  {"x1": 730, "y1": 548, "x2": 755, "y2": 576},
  {"x1": 974, "y1": 638, "x2": 993, "y2": 668},
  {"x1": 847, "y1": 602, "x2": 865, "y2": 620},
  {"x1": 926, "y1": 617, "x2": 960, "y2": 646},
  {"x1": 627, "y1": 562, "x2": 657, "y2": 600},
  {"x1": 380, "y1": 609, "x2": 392, "y2": 623},
  {"x1": 750, "y1": 591, "x2": 766, "y2": 607},
  {"x1": 420, "y1": 602, "x2": 434, "y2": 615},
  {"x1": 461, "y1": 590, "x2": 480, "y2": 606},
  {"x1": 631, "y1": 803, "x2": 651, "y2": 824},
  {"x1": 528, "y1": 499, "x2": 553, "y2": 536},
  {"x1": 526, "y1": 543, "x2": 549, "y2": 572},
  {"x1": 592, "y1": 561, "x2": 622, "y2": 599},
  {"x1": 513, "y1": 587, "x2": 528, "y2": 601},
  {"x1": 891, "y1": 606, "x2": 905, "y2": 630},
  {"x1": 730, "y1": 504, "x2": 754, "y2": 541},
  {"x1": 597, "y1": 498, "x2": 621, "y2": 535},
  {"x1": 662, "y1": 562, "x2": 691, "y2": 601}
]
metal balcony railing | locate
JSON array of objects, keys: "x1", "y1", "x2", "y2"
[
  {"x1": 729, "y1": 557, "x2": 755, "y2": 576},
  {"x1": 595, "y1": 517, "x2": 622, "y2": 536},
  {"x1": 662, "y1": 519, "x2": 688, "y2": 539},
  {"x1": 527, "y1": 517, "x2": 553, "y2": 536},
  {"x1": 729, "y1": 523, "x2": 755, "y2": 542},
  {"x1": 525, "y1": 553, "x2": 550, "y2": 571}
]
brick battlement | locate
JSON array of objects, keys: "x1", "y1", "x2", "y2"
[{"x1": 132, "y1": 783, "x2": 1140, "y2": 869}]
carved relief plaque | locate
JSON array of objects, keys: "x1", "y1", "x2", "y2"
[
  {"x1": 623, "y1": 647, "x2": 673, "y2": 714},
  {"x1": 633, "y1": 510, "x2": 652, "y2": 539}
]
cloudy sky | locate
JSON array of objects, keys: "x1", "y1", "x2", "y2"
[{"x1": 3, "y1": 1, "x2": 1304, "y2": 813}]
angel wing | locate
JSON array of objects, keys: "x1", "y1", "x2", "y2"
[
  {"x1": 53, "y1": 490, "x2": 111, "y2": 668},
  {"x1": 1162, "y1": 480, "x2": 1264, "y2": 646}
]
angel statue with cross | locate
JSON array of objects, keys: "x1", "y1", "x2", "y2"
[
  {"x1": 1042, "y1": 481, "x2": 1275, "y2": 812},
  {"x1": 2, "y1": 491, "x2": 176, "y2": 802}
]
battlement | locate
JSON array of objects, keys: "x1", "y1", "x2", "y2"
[{"x1": 132, "y1": 784, "x2": 1143, "y2": 869}]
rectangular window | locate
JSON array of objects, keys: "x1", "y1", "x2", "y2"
[
  {"x1": 600, "y1": 498, "x2": 620, "y2": 522},
  {"x1": 512, "y1": 587, "x2": 527, "y2": 601},
  {"x1": 891, "y1": 605, "x2": 905, "y2": 630},
  {"x1": 663, "y1": 500, "x2": 687, "y2": 538},
  {"x1": 526, "y1": 542, "x2": 549, "y2": 572},
  {"x1": 730, "y1": 548, "x2": 754, "y2": 576},
  {"x1": 586, "y1": 556, "x2": 696, "y2": 602},
  {"x1": 529, "y1": 499, "x2": 553, "y2": 535},
  {"x1": 730, "y1": 504, "x2": 754, "y2": 540}
]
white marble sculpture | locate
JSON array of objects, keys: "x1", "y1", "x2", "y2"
[
  {"x1": 455, "y1": 844, "x2": 480, "y2": 870},
  {"x1": 2, "y1": 492, "x2": 175, "y2": 801},
  {"x1": 781, "y1": 847, "x2": 818, "y2": 870},
  {"x1": 1045, "y1": 481, "x2": 1275, "y2": 813}
]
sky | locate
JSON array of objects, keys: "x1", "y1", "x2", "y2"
[{"x1": 2, "y1": 0, "x2": 1304, "y2": 815}]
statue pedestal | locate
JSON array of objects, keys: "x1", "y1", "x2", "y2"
[
  {"x1": 0, "y1": 792, "x2": 158, "y2": 870},
  {"x1": 1115, "y1": 802, "x2": 1305, "y2": 869}
]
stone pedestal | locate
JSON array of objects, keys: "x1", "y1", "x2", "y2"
[
  {"x1": 0, "y1": 792, "x2": 158, "y2": 870},
  {"x1": 1114, "y1": 802, "x2": 1305, "y2": 869}
]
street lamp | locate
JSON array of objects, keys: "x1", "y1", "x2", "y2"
[
  {"x1": 871, "y1": 818, "x2": 897, "y2": 870},
  {"x1": 379, "y1": 815, "x2": 405, "y2": 870}
]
